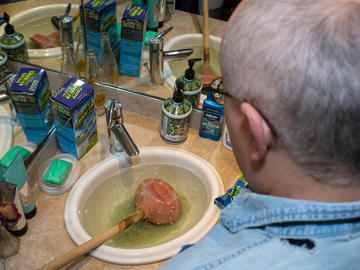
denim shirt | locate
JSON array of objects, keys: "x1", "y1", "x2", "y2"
[{"x1": 160, "y1": 188, "x2": 360, "y2": 270}]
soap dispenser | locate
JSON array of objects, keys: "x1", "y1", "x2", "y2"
[
  {"x1": 175, "y1": 58, "x2": 203, "y2": 108},
  {"x1": 0, "y1": 12, "x2": 29, "y2": 63},
  {"x1": 160, "y1": 81, "x2": 192, "y2": 144}
]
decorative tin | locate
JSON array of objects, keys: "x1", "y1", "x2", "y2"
[
  {"x1": 0, "y1": 13, "x2": 29, "y2": 63},
  {"x1": 175, "y1": 76, "x2": 202, "y2": 107},
  {"x1": 160, "y1": 82, "x2": 192, "y2": 144},
  {"x1": 0, "y1": 50, "x2": 11, "y2": 82},
  {"x1": 175, "y1": 58, "x2": 202, "y2": 107}
]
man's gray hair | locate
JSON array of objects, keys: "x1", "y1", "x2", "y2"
[{"x1": 221, "y1": 0, "x2": 360, "y2": 184}]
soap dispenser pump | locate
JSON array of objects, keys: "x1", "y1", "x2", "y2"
[
  {"x1": 175, "y1": 58, "x2": 203, "y2": 108},
  {"x1": 0, "y1": 12, "x2": 29, "y2": 63},
  {"x1": 160, "y1": 81, "x2": 193, "y2": 144}
]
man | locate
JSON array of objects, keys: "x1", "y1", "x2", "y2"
[{"x1": 160, "y1": 0, "x2": 360, "y2": 269}]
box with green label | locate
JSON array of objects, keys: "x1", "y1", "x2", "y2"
[
  {"x1": 119, "y1": 3, "x2": 148, "y2": 77},
  {"x1": 50, "y1": 78, "x2": 98, "y2": 159},
  {"x1": 85, "y1": 0, "x2": 119, "y2": 58},
  {"x1": 9, "y1": 67, "x2": 53, "y2": 145}
]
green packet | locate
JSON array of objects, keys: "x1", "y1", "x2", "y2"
[
  {"x1": 43, "y1": 159, "x2": 73, "y2": 185},
  {"x1": 214, "y1": 173, "x2": 248, "y2": 209}
]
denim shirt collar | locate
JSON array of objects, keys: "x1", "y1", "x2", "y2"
[{"x1": 220, "y1": 189, "x2": 360, "y2": 237}]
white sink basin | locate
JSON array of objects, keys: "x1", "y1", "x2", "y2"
[
  {"x1": 64, "y1": 146, "x2": 224, "y2": 265},
  {"x1": 163, "y1": 34, "x2": 222, "y2": 89},
  {"x1": 0, "y1": 4, "x2": 79, "y2": 58}
]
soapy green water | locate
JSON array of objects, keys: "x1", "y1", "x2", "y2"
[
  {"x1": 105, "y1": 191, "x2": 191, "y2": 248},
  {"x1": 82, "y1": 164, "x2": 208, "y2": 249}
]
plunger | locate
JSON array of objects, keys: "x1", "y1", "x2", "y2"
[
  {"x1": 39, "y1": 178, "x2": 182, "y2": 270},
  {"x1": 200, "y1": 0, "x2": 216, "y2": 87}
]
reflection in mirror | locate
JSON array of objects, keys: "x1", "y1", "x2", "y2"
[{"x1": 0, "y1": 0, "x2": 227, "y2": 109}]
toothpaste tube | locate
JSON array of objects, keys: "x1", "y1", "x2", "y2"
[{"x1": 214, "y1": 173, "x2": 248, "y2": 209}]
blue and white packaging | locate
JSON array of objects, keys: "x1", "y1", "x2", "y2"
[
  {"x1": 199, "y1": 91, "x2": 224, "y2": 141},
  {"x1": 9, "y1": 68, "x2": 53, "y2": 145},
  {"x1": 50, "y1": 78, "x2": 98, "y2": 159},
  {"x1": 119, "y1": 4, "x2": 148, "y2": 77},
  {"x1": 85, "y1": 0, "x2": 119, "y2": 58}
]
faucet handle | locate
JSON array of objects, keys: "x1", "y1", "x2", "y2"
[
  {"x1": 155, "y1": 26, "x2": 173, "y2": 39},
  {"x1": 149, "y1": 26, "x2": 173, "y2": 48},
  {"x1": 64, "y1": 3, "x2": 71, "y2": 17},
  {"x1": 105, "y1": 99, "x2": 123, "y2": 128}
]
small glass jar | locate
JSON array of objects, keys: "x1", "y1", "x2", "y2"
[
  {"x1": 74, "y1": 27, "x2": 87, "y2": 80},
  {"x1": 60, "y1": 44, "x2": 80, "y2": 85},
  {"x1": 98, "y1": 32, "x2": 118, "y2": 84},
  {"x1": 85, "y1": 49, "x2": 105, "y2": 116}
]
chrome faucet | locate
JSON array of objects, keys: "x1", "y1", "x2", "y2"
[
  {"x1": 105, "y1": 100, "x2": 140, "y2": 157},
  {"x1": 59, "y1": 4, "x2": 74, "y2": 48},
  {"x1": 149, "y1": 26, "x2": 194, "y2": 86}
]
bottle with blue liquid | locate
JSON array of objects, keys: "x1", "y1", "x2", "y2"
[{"x1": 199, "y1": 79, "x2": 224, "y2": 141}]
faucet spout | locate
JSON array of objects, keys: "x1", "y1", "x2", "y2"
[
  {"x1": 149, "y1": 26, "x2": 194, "y2": 86},
  {"x1": 105, "y1": 100, "x2": 140, "y2": 157},
  {"x1": 163, "y1": 49, "x2": 194, "y2": 61}
]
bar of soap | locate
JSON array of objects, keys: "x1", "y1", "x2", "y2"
[
  {"x1": 43, "y1": 159, "x2": 72, "y2": 185},
  {"x1": 0, "y1": 146, "x2": 31, "y2": 169}
]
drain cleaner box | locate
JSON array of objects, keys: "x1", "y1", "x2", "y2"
[
  {"x1": 119, "y1": 4, "x2": 148, "y2": 77},
  {"x1": 9, "y1": 68, "x2": 53, "y2": 145},
  {"x1": 85, "y1": 0, "x2": 119, "y2": 58},
  {"x1": 50, "y1": 78, "x2": 98, "y2": 159}
]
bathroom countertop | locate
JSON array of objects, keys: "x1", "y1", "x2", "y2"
[
  {"x1": 6, "y1": 110, "x2": 240, "y2": 270},
  {"x1": 1, "y1": 0, "x2": 227, "y2": 100}
]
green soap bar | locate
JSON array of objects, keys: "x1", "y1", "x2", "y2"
[
  {"x1": 0, "y1": 146, "x2": 31, "y2": 169},
  {"x1": 43, "y1": 159, "x2": 72, "y2": 185}
]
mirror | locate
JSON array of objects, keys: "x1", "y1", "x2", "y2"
[{"x1": 0, "y1": 0, "x2": 227, "y2": 109}]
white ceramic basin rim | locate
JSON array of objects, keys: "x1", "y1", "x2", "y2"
[{"x1": 64, "y1": 146, "x2": 224, "y2": 265}]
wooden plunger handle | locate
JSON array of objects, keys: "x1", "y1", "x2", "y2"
[
  {"x1": 38, "y1": 210, "x2": 144, "y2": 270},
  {"x1": 203, "y1": 0, "x2": 210, "y2": 69}
]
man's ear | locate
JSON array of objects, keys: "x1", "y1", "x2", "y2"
[{"x1": 240, "y1": 103, "x2": 273, "y2": 162}]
